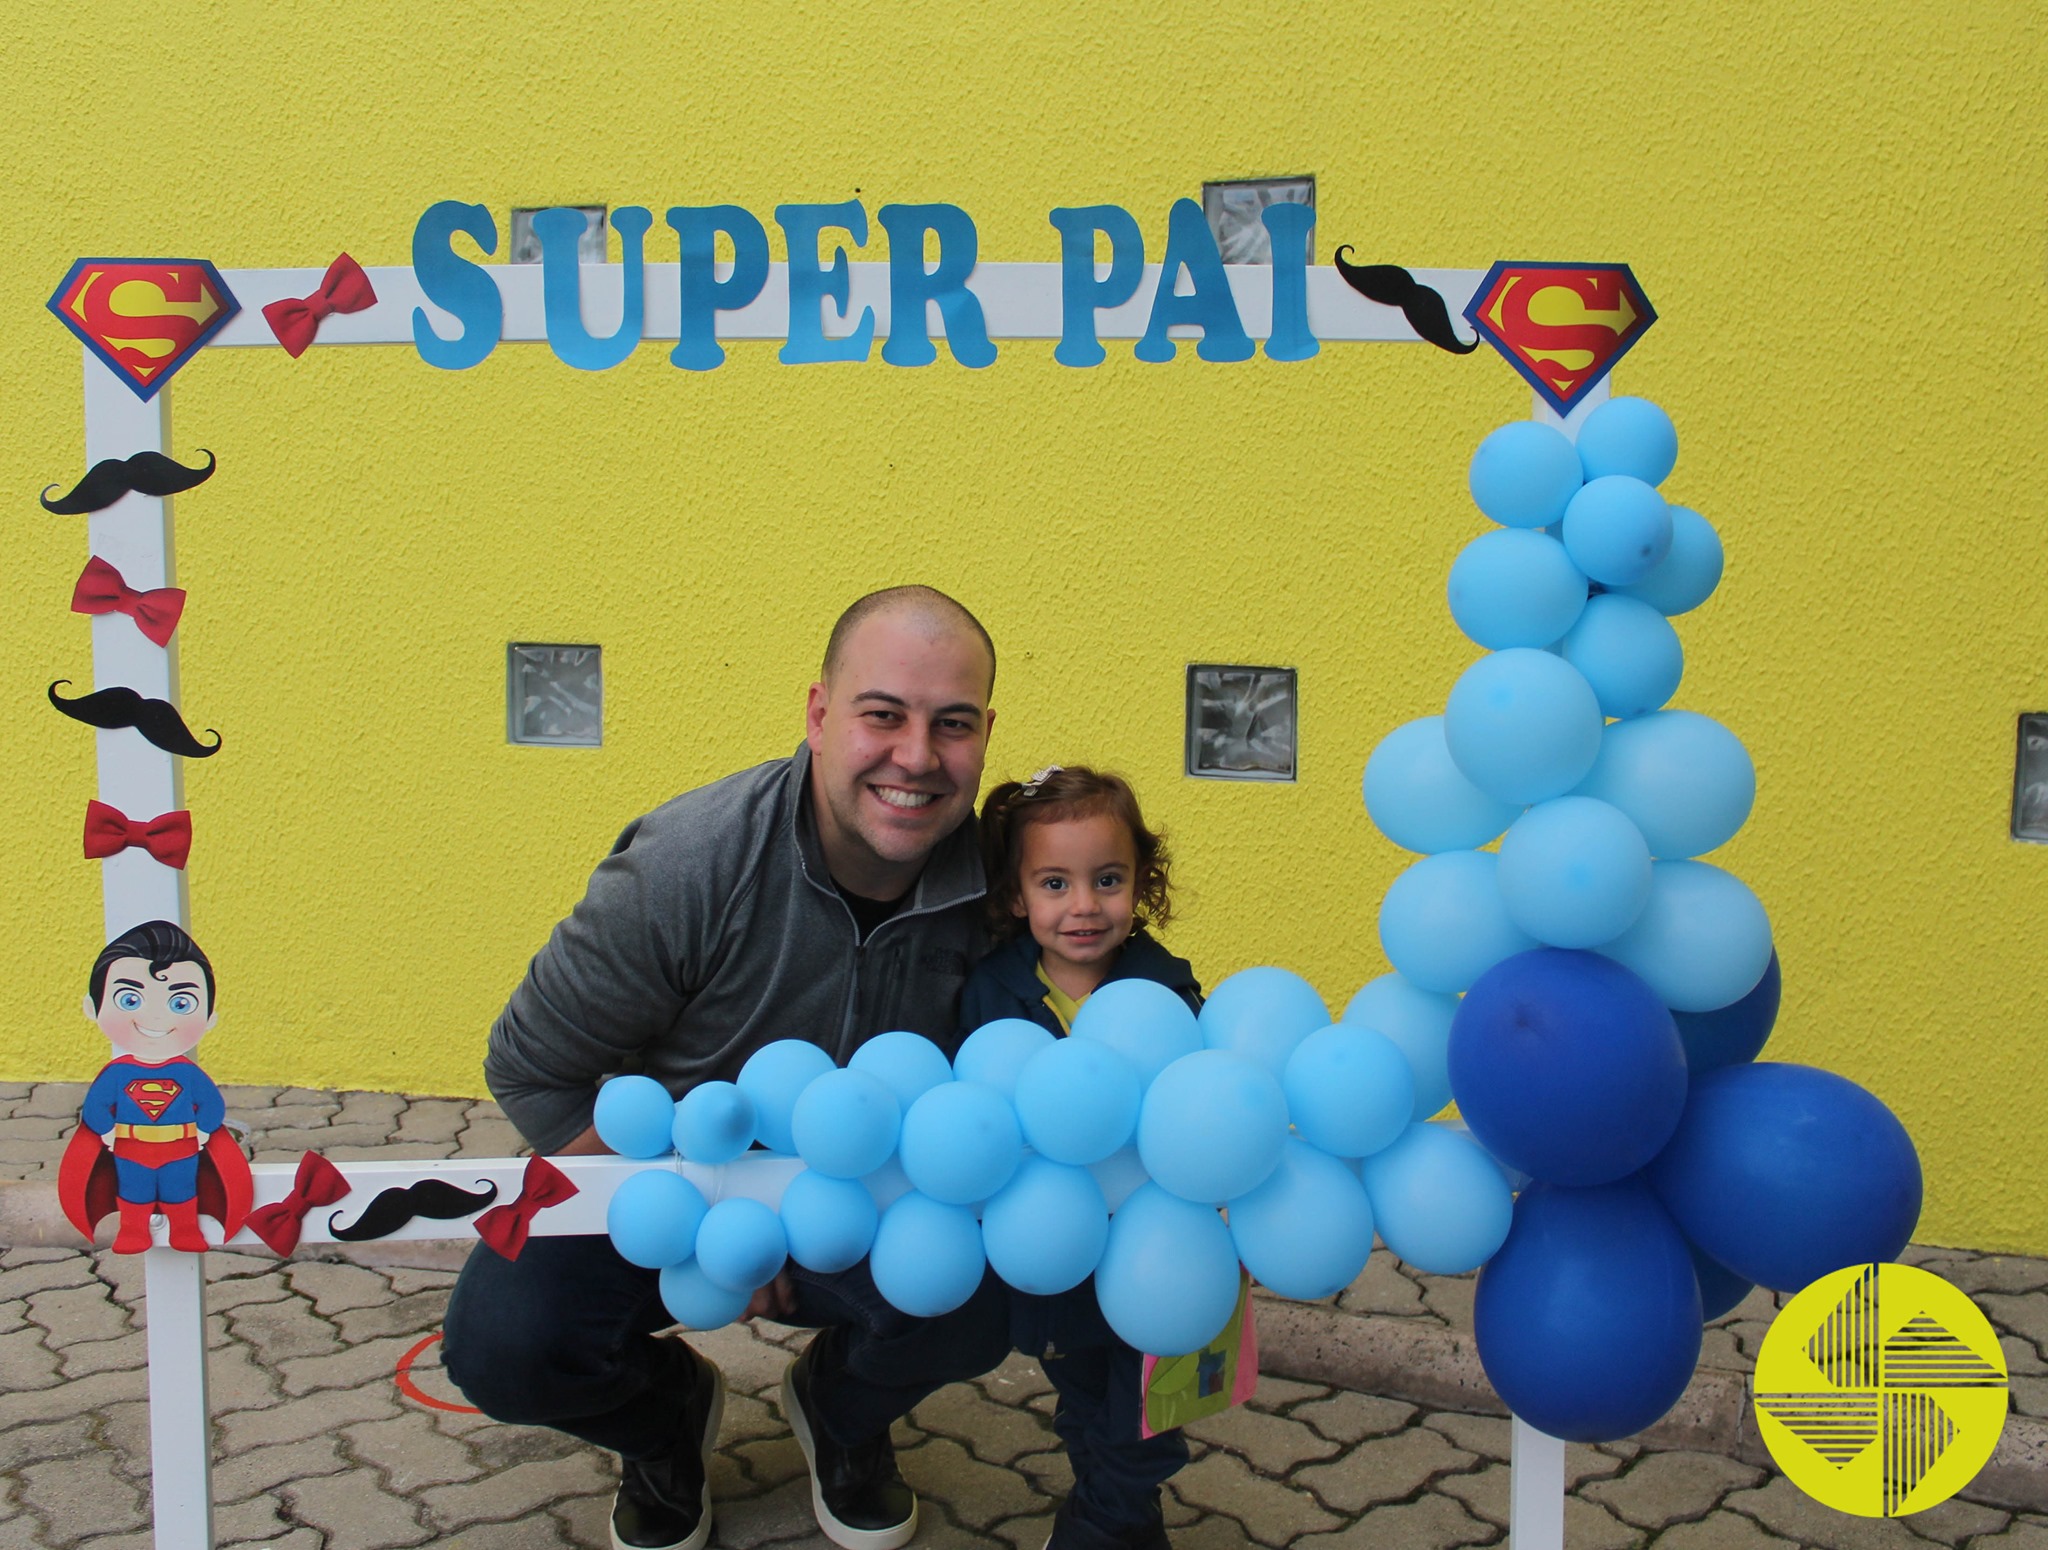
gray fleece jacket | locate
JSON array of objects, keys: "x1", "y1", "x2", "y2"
[{"x1": 484, "y1": 744, "x2": 989, "y2": 1153}]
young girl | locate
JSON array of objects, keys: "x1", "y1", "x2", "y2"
[{"x1": 961, "y1": 765, "x2": 1200, "y2": 1550}]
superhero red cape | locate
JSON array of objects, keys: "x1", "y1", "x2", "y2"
[{"x1": 58, "y1": 1116, "x2": 253, "y2": 1245}]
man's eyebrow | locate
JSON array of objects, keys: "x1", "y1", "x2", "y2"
[
  {"x1": 166, "y1": 981, "x2": 202, "y2": 995},
  {"x1": 111, "y1": 977, "x2": 146, "y2": 990}
]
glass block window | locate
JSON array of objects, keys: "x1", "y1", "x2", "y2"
[
  {"x1": 2013, "y1": 714, "x2": 2048, "y2": 841},
  {"x1": 508, "y1": 207, "x2": 609, "y2": 265},
  {"x1": 1187, "y1": 666, "x2": 1297, "y2": 781},
  {"x1": 509, "y1": 645, "x2": 602, "y2": 747},
  {"x1": 1200, "y1": 177, "x2": 1316, "y2": 264}
]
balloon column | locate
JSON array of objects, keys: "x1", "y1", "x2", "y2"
[
  {"x1": 1365, "y1": 396, "x2": 1923, "y2": 1441},
  {"x1": 598, "y1": 969, "x2": 1517, "y2": 1360}
]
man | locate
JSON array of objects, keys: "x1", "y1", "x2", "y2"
[{"x1": 444, "y1": 586, "x2": 1009, "y2": 1550}]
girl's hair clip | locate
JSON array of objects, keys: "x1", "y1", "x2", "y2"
[{"x1": 1019, "y1": 765, "x2": 1063, "y2": 797}]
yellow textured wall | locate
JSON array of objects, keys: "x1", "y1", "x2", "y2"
[{"x1": 2, "y1": 4, "x2": 2043, "y2": 1252}]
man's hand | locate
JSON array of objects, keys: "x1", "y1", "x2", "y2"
[{"x1": 743, "y1": 1271, "x2": 798, "y2": 1323}]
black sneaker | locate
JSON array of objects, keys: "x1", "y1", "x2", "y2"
[
  {"x1": 780, "y1": 1333, "x2": 918, "y2": 1550},
  {"x1": 611, "y1": 1345, "x2": 725, "y2": 1550},
  {"x1": 1043, "y1": 1498, "x2": 1172, "y2": 1550}
]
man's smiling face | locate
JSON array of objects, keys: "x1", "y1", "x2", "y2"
[
  {"x1": 805, "y1": 608, "x2": 995, "y2": 900},
  {"x1": 85, "y1": 956, "x2": 216, "y2": 1064}
]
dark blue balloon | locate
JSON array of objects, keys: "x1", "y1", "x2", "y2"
[
  {"x1": 1647, "y1": 1062, "x2": 1922, "y2": 1293},
  {"x1": 1671, "y1": 951, "x2": 1781, "y2": 1074},
  {"x1": 1688, "y1": 1240, "x2": 1755, "y2": 1322},
  {"x1": 1448, "y1": 950, "x2": 1687, "y2": 1186},
  {"x1": 1474, "y1": 1178, "x2": 1703, "y2": 1442}
]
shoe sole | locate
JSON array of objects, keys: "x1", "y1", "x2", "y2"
[
  {"x1": 611, "y1": 1361, "x2": 725, "y2": 1550},
  {"x1": 780, "y1": 1362, "x2": 918, "y2": 1550}
]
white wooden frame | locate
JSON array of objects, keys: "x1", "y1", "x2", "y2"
[{"x1": 71, "y1": 251, "x2": 1594, "y2": 1550}]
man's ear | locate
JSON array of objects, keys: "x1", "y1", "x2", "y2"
[
  {"x1": 982, "y1": 705, "x2": 996, "y2": 745},
  {"x1": 804, "y1": 681, "x2": 829, "y2": 752},
  {"x1": 205, "y1": 1011, "x2": 219, "y2": 1034},
  {"x1": 82, "y1": 994, "x2": 97, "y2": 1023}
]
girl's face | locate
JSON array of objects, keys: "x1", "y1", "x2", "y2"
[{"x1": 1012, "y1": 812, "x2": 1138, "y2": 991}]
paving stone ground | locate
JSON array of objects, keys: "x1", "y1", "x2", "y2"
[{"x1": 2, "y1": 1082, "x2": 2043, "y2": 1550}]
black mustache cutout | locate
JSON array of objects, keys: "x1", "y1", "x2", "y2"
[
  {"x1": 328, "y1": 1179, "x2": 500, "y2": 1242},
  {"x1": 41, "y1": 449, "x2": 215, "y2": 514},
  {"x1": 47, "y1": 681, "x2": 222, "y2": 758},
  {"x1": 1332, "y1": 250, "x2": 1479, "y2": 355}
]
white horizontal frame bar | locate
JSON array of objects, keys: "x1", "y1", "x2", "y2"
[{"x1": 211, "y1": 263, "x2": 1484, "y2": 350}]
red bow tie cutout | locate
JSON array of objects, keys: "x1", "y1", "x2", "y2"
[
  {"x1": 71, "y1": 556, "x2": 186, "y2": 647},
  {"x1": 246, "y1": 1152, "x2": 352, "y2": 1255},
  {"x1": 83, "y1": 800, "x2": 193, "y2": 869},
  {"x1": 475, "y1": 1156, "x2": 578, "y2": 1261},
  {"x1": 262, "y1": 253, "x2": 378, "y2": 358}
]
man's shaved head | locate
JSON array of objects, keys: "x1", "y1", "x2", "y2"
[{"x1": 822, "y1": 585, "x2": 996, "y2": 696}]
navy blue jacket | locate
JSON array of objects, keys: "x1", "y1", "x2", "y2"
[{"x1": 959, "y1": 927, "x2": 1203, "y2": 1036}]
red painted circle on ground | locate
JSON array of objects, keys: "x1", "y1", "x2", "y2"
[{"x1": 394, "y1": 1331, "x2": 481, "y2": 1414}]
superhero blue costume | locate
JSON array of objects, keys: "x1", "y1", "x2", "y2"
[{"x1": 80, "y1": 1055, "x2": 224, "y2": 1206}]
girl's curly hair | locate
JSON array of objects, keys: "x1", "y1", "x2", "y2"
[{"x1": 979, "y1": 766, "x2": 1174, "y2": 939}]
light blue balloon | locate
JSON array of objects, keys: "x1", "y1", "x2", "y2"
[
  {"x1": 1497, "y1": 796, "x2": 1653, "y2": 949},
  {"x1": 790, "y1": 1067, "x2": 902, "y2": 1180},
  {"x1": 1359, "y1": 1122, "x2": 1514, "y2": 1275},
  {"x1": 871, "y1": 1191, "x2": 986, "y2": 1316},
  {"x1": 1616, "y1": 506, "x2": 1722, "y2": 616},
  {"x1": 1087, "y1": 1144, "x2": 1151, "y2": 1211},
  {"x1": 1378, "y1": 850, "x2": 1538, "y2": 994},
  {"x1": 1136, "y1": 1049, "x2": 1288, "y2": 1205},
  {"x1": 1559, "y1": 595, "x2": 1683, "y2": 720},
  {"x1": 1562, "y1": 476, "x2": 1672, "y2": 586},
  {"x1": 981, "y1": 1155, "x2": 1110, "y2": 1295},
  {"x1": 1095, "y1": 1183, "x2": 1241, "y2": 1355},
  {"x1": 849, "y1": 1030, "x2": 955, "y2": 1112},
  {"x1": 779, "y1": 1168, "x2": 879, "y2": 1273},
  {"x1": 899, "y1": 1080, "x2": 1022, "y2": 1205},
  {"x1": 1283, "y1": 1024, "x2": 1415, "y2": 1158},
  {"x1": 1468, "y1": 419, "x2": 1583, "y2": 529},
  {"x1": 659, "y1": 1260, "x2": 750, "y2": 1330},
  {"x1": 692, "y1": 1197, "x2": 788, "y2": 1294},
  {"x1": 1197, "y1": 966, "x2": 1330, "y2": 1077},
  {"x1": 1576, "y1": 396, "x2": 1678, "y2": 486},
  {"x1": 672, "y1": 1081, "x2": 755, "y2": 1164},
  {"x1": 1228, "y1": 1138, "x2": 1376, "y2": 1300},
  {"x1": 1364, "y1": 716, "x2": 1522, "y2": 855},
  {"x1": 1015, "y1": 1036, "x2": 1142, "y2": 1165},
  {"x1": 1572, "y1": 710, "x2": 1756, "y2": 859},
  {"x1": 1600, "y1": 860, "x2": 1772, "y2": 1013},
  {"x1": 1444, "y1": 647, "x2": 1604, "y2": 806},
  {"x1": 1341, "y1": 973, "x2": 1458, "y2": 1120},
  {"x1": 1071, "y1": 980, "x2": 1202, "y2": 1087},
  {"x1": 1447, "y1": 529, "x2": 1591, "y2": 650},
  {"x1": 736, "y1": 1041, "x2": 835, "y2": 1154},
  {"x1": 606, "y1": 1169, "x2": 709, "y2": 1269},
  {"x1": 953, "y1": 1018, "x2": 1056, "y2": 1100},
  {"x1": 593, "y1": 1075, "x2": 677, "y2": 1160}
]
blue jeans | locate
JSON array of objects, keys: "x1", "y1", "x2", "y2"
[
  {"x1": 1014, "y1": 1283, "x2": 1190, "y2": 1533},
  {"x1": 443, "y1": 1233, "x2": 1010, "y2": 1460}
]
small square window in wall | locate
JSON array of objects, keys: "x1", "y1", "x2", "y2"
[
  {"x1": 508, "y1": 207, "x2": 609, "y2": 265},
  {"x1": 1187, "y1": 666, "x2": 1297, "y2": 781},
  {"x1": 1201, "y1": 177, "x2": 1315, "y2": 264},
  {"x1": 2013, "y1": 714, "x2": 2048, "y2": 841},
  {"x1": 509, "y1": 645, "x2": 602, "y2": 747}
]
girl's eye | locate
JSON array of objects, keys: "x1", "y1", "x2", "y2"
[
  {"x1": 1096, "y1": 874, "x2": 1124, "y2": 890},
  {"x1": 113, "y1": 990, "x2": 142, "y2": 1011},
  {"x1": 169, "y1": 994, "x2": 197, "y2": 1016},
  {"x1": 1042, "y1": 877, "x2": 1066, "y2": 893}
]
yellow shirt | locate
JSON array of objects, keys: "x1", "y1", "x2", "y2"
[{"x1": 1034, "y1": 960, "x2": 1085, "y2": 1034}]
